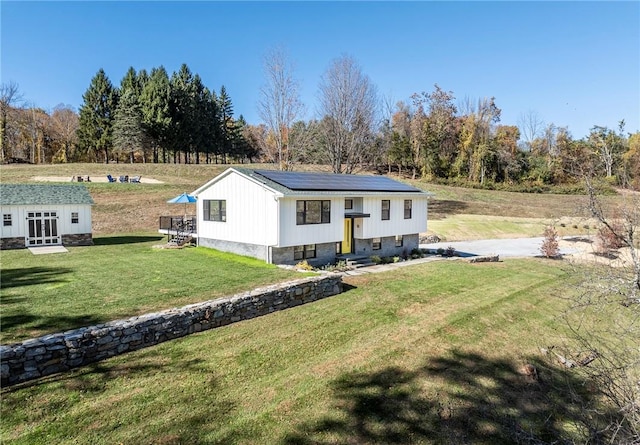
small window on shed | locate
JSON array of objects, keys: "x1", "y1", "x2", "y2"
[
  {"x1": 3, "y1": 214, "x2": 12, "y2": 227},
  {"x1": 71, "y1": 212, "x2": 79, "y2": 224}
]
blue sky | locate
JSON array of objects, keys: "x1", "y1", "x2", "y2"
[{"x1": 2, "y1": 1, "x2": 639, "y2": 139}]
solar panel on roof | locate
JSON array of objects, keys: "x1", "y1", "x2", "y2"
[{"x1": 254, "y1": 170, "x2": 421, "y2": 193}]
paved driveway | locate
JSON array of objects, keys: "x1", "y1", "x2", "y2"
[{"x1": 420, "y1": 237, "x2": 581, "y2": 258}]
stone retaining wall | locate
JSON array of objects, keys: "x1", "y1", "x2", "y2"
[
  {"x1": 466, "y1": 255, "x2": 500, "y2": 263},
  {"x1": 1, "y1": 274, "x2": 342, "y2": 387}
]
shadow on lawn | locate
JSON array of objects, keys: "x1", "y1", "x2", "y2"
[
  {"x1": 93, "y1": 235, "x2": 164, "y2": 246},
  {"x1": 2, "y1": 347, "x2": 239, "y2": 445},
  {"x1": 283, "y1": 350, "x2": 617, "y2": 444},
  {"x1": 0, "y1": 266, "x2": 72, "y2": 290},
  {"x1": 1, "y1": 313, "x2": 103, "y2": 336}
]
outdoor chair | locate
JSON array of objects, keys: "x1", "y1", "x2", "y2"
[
  {"x1": 107, "y1": 174, "x2": 117, "y2": 183},
  {"x1": 119, "y1": 175, "x2": 129, "y2": 183},
  {"x1": 130, "y1": 176, "x2": 141, "y2": 183}
]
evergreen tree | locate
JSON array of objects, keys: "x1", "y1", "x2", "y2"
[
  {"x1": 231, "y1": 115, "x2": 257, "y2": 163},
  {"x1": 218, "y1": 85, "x2": 235, "y2": 163},
  {"x1": 191, "y1": 74, "x2": 210, "y2": 164},
  {"x1": 199, "y1": 87, "x2": 221, "y2": 163},
  {"x1": 140, "y1": 66, "x2": 171, "y2": 163},
  {"x1": 169, "y1": 64, "x2": 197, "y2": 163},
  {"x1": 120, "y1": 67, "x2": 140, "y2": 98},
  {"x1": 113, "y1": 89, "x2": 147, "y2": 163},
  {"x1": 77, "y1": 69, "x2": 118, "y2": 162}
]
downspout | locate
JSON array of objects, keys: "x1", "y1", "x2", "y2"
[{"x1": 270, "y1": 193, "x2": 280, "y2": 264}]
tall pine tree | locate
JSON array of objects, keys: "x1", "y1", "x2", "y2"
[
  {"x1": 218, "y1": 85, "x2": 235, "y2": 163},
  {"x1": 77, "y1": 69, "x2": 118, "y2": 163},
  {"x1": 112, "y1": 68, "x2": 148, "y2": 162},
  {"x1": 140, "y1": 66, "x2": 171, "y2": 163},
  {"x1": 113, "y1": 89, "x2": 147, "y2": 163}
]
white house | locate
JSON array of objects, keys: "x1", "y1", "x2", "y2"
[
  {"x1": 192, "y1": 168, "x2": 430, "y2": 265},
  {"x1": 0, "y1": 184, "x2": 94, "y2": 250}
]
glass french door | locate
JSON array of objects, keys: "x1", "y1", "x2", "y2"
[{"x1": 27, "y1": 211, "x2": 60, "y2": 246}]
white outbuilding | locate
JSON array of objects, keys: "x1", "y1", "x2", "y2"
[
  {"x1": 0, "y1": 184, "x2": 94, "y2": 249},
  {"x1": 192, "y1": 168, "x2": 430, "y2": 265}
]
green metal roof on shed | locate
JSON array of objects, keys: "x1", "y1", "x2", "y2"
[{"x1": 0, "y1": 184, "x2": 94, "y2": 206}]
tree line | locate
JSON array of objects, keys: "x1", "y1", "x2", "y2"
[
  {"x1": 0, "y1": 64, "x2": 257, "y2": 165},
  {"x1": 1, "y1": 54, "x2": 639, "y2": 190}
]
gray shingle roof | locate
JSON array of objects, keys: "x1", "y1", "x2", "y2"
[{"x1": 0, "y1": 184, "x2": 94, "y2": 206}]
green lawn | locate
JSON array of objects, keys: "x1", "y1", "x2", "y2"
[
  {"x1": 0, "y1": 234, "x2": 303, "y2": 343},
  {"x1": 426, "y1": 214, "x2": 596, "y2": 241},
  {"x1": 1, "y1": 258, "x2": 602, "y2": 444},
  {"x1": 1, "y1": 163, "x2": 627, "y2": 443}
]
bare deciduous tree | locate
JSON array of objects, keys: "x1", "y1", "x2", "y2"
[
  {"x1": 317, "y1": 55, "x2": 378, "y2": 174},
  {"x1": 557, "y1": 177, "x2": 640, "y2": 442},
  {"x1": 588, "y1": 123, "x2": 627, "y2": 178},
  {"x1": 258, "y1": 47, "x2": 304, "y2": 170},
  {"x1": 0, "y1": 81, "x2": 24, "y2": 163},
  {"x1": 517, "y1": 109, "x2": 544, "y2": 151},
  {"x1": 50, "y1": 105, "x2": 79, "y2": 162}
]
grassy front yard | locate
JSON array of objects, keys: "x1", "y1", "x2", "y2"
[
  {"x1": 1, "y1": 258, "x2": 602, "y2": 444},
  {"x1": 2, "y1": 163, "x2": 631, "y2": 443},
  {"x1": 0, "y1": 235, "x2": 303, "y2": 344}
]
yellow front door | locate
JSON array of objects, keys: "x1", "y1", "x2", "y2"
[{"x1": 342, "y1": 219, "x2": 352, "y2": 254}]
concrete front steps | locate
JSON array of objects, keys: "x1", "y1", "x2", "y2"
[{"x1": 336, "y1": 254, "x2": 376, "y2": 268}]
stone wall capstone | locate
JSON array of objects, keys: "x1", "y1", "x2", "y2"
[{"x1": 1, "y1": 274, "x2": 342, "y2": 387}]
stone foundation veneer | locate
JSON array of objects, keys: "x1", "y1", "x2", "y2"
[
  {"x1": 61, "y1": 233, "x2": 93, "y2": 246},
  {"x1": 0, "y1": 233, "x2": 93, "y2": 250},
  {"x1": 0, "y1": 237, "x2": 25, "y2": 250},
  {"x1": 271, "y1": 242, "x2": 337, "y2": 267},
  {"x1": 1, "y1": 274, "x2": 343, "y2": 387}
]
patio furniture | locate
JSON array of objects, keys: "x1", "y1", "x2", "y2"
[
  {"x1": 107, "y1": 174, "x2": 117, "y2": 183},
  {"x1": 119, "y1": 175, "x2": 129, "y2": 183},
  {"x1": 130, "y1": 176, "x2": 141, "y2": 183}
]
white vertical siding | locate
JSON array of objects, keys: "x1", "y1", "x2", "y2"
[
  {"x1": 0, "y1": 205, "x2": 20, "y2": 239},
  {"x1": 359, "y1": 196, "x2": 427, "y2": 238},
  {"x1": 197, "y1": 172, "x2": 278, "y2": 246},
  {"x1": 277, "y1": 198, "x2": 343, "y2": 247},
  {"x1": 0, "y1": 204, "x2": 92, "y2": 239}
]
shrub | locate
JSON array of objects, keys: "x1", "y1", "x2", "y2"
[
  {"x1": 445, "y1": 246, "x2": 456, "y2": 257},
  {"x1": 321, "y1": 260, "x2": 350, "y2": 272},
  {"x1": 436, "y1": 248, "x2": 445, "y2": 256},
  {"x1": 295, "y1": 260, "x2": 314, "y2": 271},
  {"x1": 370, "y1": 255, "x2": 382, "y2": 264},
  {"x1": 596, "y1": 221, "x2": 627, "y2": 254},
  {"x1": 540, "y1": 226, "x2": 560, "y2": 258}
]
